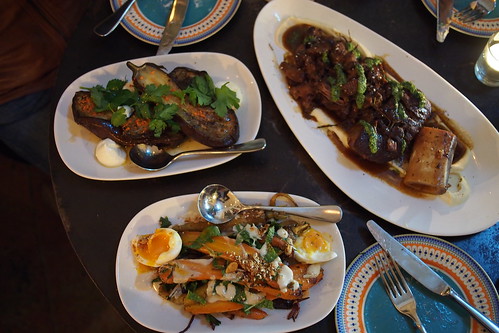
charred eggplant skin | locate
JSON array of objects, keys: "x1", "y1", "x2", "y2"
[
  {"x1": 72, "y1": 91, "x2": 185, "y2": 148},
  {"x1": 126, "y1": 62, "x2": 240, "y2": 148}
]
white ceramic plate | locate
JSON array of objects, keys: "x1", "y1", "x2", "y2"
[
  {"x1": 54, "y1": 52, "x2": 261, "y2": 181},
  {"x1": 116, "y1": 192, "x2": 346, "y2": 333},
  {"x1": 110, "y1": 0, "x2": 241, "y2": 46},
  {"x1": 254, "y1": 0, "x2": 499, "y2": 236},
  {"x1": 336, "y1": 235, "x2": 499, "y2": 332}
]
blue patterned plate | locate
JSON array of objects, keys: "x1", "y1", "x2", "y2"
[
  {"x1": 335, "y1": 235, "x2": 499, "y2": 332},
  {"x1": 422, "y1": 0, "x2": 499, "y2": 38},
  {"x1": 110, "y1": 0, "x2": 241, "y2": 45}
]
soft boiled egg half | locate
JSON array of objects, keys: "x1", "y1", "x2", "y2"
[
  {"x1": 132, "y1": 228, "x2": 182, "y2": 267},
  {"x1": 293, "y1": 228, "x2": 337, "y2": 264}
]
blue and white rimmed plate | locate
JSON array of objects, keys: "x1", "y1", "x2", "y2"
[
  {"x1": 110, "y1": 0, "x2": 241, "y2": 45},
  {"x1": 422, "y1": 0, "x2": 499, "y2": 38},
  {"x1": 335, "y1": 234, "x2": 499, "y2": 332}
]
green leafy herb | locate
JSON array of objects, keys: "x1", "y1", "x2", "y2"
[
  {"x1": 359, "y1": 120, "x2": 379, "y2": 154},
  {"x1": 188, "y1": 226, "x2": 221, "y2": 249},
  {"x1": 355, "y1": 63, "x2": 367, "y2": 109},
  {"x1": 187, "y1": 290, "x2": 206, "y2": 304},
  {"x1": 205, "y1": 314, "x2": 221, "y2": 327},
  {"x1": 232, "y1": 284, "x2": 247, "y2": 303},
  {"x1": 159, "y1": 216, "x2": 172, "y2": 228},
  {"x1": 243, "y1": 299, "x2": 275, "y2": 313},
  {"x1": 364, "y1": 57, "x2": 382, "y2": 69},
  {"x1": 263, "y1": 243, "x2": 279, "y2": 263},
  {"x1": 211, "y1": 83, "x2": 240, "y2": 117},
  {"x1": 265, "y1": 225, "x2": 275, "y2": 243},
  {"x1": 185, "y1": 74, "x2": 216, "y2": 106},
  {"x1": 111, "y1": 106, "x2": 128, "y2": 127}
]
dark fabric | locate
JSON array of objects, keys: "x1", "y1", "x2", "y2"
[{"x1": 0, "y1": 0, "x2": 90, "y2": 105}]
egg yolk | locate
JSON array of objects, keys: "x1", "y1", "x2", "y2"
[
  {"x1": 132, "y1": 227, "x2": 183, "y2": 267},
  {"x1": 300, "y1": 229, "x2": 330, "y2": 254}
]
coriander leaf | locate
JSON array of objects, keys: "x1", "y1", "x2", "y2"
[
  {"x1": 149, "y1": 119, "x2": 167, "y2": 138},
  {"x1": 154, "y1": 103, "x2": 178, "y2": 121},
  {"x1": 188, "y1": 226, "x2": 221, "y2": 249},
  {"x1": 211, "y1": 84, "x2": 240, "y2": 117},
  {"x1": 106, "y1": 79, "x2": 127, "y2": 91},
  {"x1": 187, "y1": 290, "x2": 206, "y2": 304},
  {"x1": 141, "y1": 84, "x2": 171, "y2": 104},
  {"x1": 159, "y1": 216, "x2": 172, "y2": 228},
  {"x1": 185, "y1": 75, "x2": 214, "y2": 106},
  {"x1": 136, "y1": 103, "x2": 152, "y2": 119},
  {"x1": 111, "y1": 107, "x2": 128, "y2": 127}
]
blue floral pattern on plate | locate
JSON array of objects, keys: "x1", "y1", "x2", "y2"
[
  {"x1": 110, "y1": 0, "x2": 241, "y2": 45},
  {"x1": 335, "y1": 234, "x2": 499, "y2": 332},
  {"x1": 422, "y1": 0, "x2": 499, "y2": 38}
]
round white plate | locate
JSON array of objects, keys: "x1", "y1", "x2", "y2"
[
  {"x1": 116, "y1": 192, "x2": 346, "y2": 333},
  {"x1": 54, "y1": 52, "x2": 261, "y2": 181},
  {"x1": 253, "y1": 0, "x2": 499, "y2": 236}
]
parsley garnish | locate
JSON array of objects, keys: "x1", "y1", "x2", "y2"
[{"x1": 263, "y1": 243, "x2": 279, "y2": 263}]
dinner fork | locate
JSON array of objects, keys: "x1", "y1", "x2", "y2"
[
  {"x1": 375, "y1": 252, "x2": 428, "y2": 333},
  {"x1": 455, "y1": 0, "x2": 496, "y2": 23}
]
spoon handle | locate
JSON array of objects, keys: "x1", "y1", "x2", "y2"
[
  {"x1": 245, "y1": 205, "x2": 343, "y2": 223},
  {"x1": 176, "y1": 138, "x2": 266, "y2": 158},
  {"x1": 94, "y1": 0, "x2": 137, "y2": 37}
]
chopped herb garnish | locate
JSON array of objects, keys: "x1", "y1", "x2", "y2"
[
  {"x1": 205, "y1": 314, "x2": 221, "y2": 327},
  {"x1": 355, "y1": 63, "x2": 367, "y2": 109},
  {"x1": 186, "y1": 290, "x2": 206, "y2": 304},
  {"x1": 110, "y1": 106, "x2": 128, "y2": 127},
  {"x1": 188, "y1": 226, "x2": 221, "y2": 249},
  {"x1": 364, "y1": 57, "x2": 382, "y2": 69},
  {"x1": 359, "y1": 120, "x2": 379, "y2": 154},
  {"x1": 265, "y1": 225, "x2": 275, "y2": 243},
  {"x1": 159, "y1": 216, "x2": 172, "y2": 228},
  {"x1": 263, "y1": 243, "x2": 279, "y2": 263}
]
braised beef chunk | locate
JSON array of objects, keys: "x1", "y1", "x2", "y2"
[{"x1": 280, "y1": 24, "x2": 432, "y2": 163}]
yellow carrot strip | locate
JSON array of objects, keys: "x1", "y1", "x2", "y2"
[{"x1": 184, "y1": 301, "x2": 244, "y2": 315}]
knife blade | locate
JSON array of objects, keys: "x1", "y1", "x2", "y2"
[
  {"x1": 437, "y1": 0, "x2": 454, "y2": 42},
  {"x1": 366, "y1": 220, "x2": 499, "y2": 333},
  {"x1": 157, "y1": 0, "x2": 189, "y2": 55}
]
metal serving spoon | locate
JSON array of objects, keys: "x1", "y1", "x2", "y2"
[
  {"x1": 197, "y1": 184, "x2": 343, "y2": 224},
  {"x1": 94, "y1": 0, "x2": 137, "y2": 37},
  {"x1": 129, "y1": 138, "x2": 266, "y2": 171}
]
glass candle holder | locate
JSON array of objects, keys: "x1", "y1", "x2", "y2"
[{"x1": 474, "y1": 31, "x2": 499, "y2": 87}]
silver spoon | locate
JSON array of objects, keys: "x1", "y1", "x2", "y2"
[
  {"x1": 94, "y1": 0, "x2": 137, "y2": 37},
  {"x1": 129, "y1": 138, "x2": 266, "y2": 171},
  {"x1": 198, "y1": 184, "x2": 343, "y2": 224}
]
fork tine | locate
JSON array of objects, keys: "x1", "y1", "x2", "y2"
[{"x1": 375, "y1": 251, "x2": 428, "y2": 333}]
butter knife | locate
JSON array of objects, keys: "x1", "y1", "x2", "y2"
[
  {"x1": 367, "y1": 220, "x2": 499, "y2": 333},
  {"x1": 437, "y1": 0, "x2": 454, "y2": 42},
  {"x1": 157, "y1": 0, "x2": 189, "y2": 55}
]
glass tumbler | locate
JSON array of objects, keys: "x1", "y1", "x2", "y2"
[{"x1": 474, "y1": 31, "x2": 499, "y2": 87}]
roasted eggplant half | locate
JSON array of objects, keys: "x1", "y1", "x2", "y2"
[
  {"x1": 71, "y1": 62, "x2": 240, "y2": 149},
  {"x1": 127, "y1": 62, "x2": 240, "y2": 147}
]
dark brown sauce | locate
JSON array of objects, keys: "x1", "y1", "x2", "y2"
[{"x1": 281, "y1": 23, "x2": 471, "y2": 199}]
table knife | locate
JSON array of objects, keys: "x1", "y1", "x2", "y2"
[
  {"x1": 437, "y1": 0, "x2": 454, "y2": 42},
  {"x1": 157, "y1": 0, "x2": 189, "y2": 55},
  {"x1": 366, "y1": 220, "x2": 499, "y2": 333}
]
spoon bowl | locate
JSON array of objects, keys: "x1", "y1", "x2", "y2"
[
  {"x1": 198, "y1": 184, "x2": 343, "y2": 224},
  {"x1": 129, "y1": 138, "x2": 266, "y2": 171}
]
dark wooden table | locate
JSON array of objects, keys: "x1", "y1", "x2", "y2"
[{"x1": 49, "y1": 0, "x2": 498, "y2": 332}]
